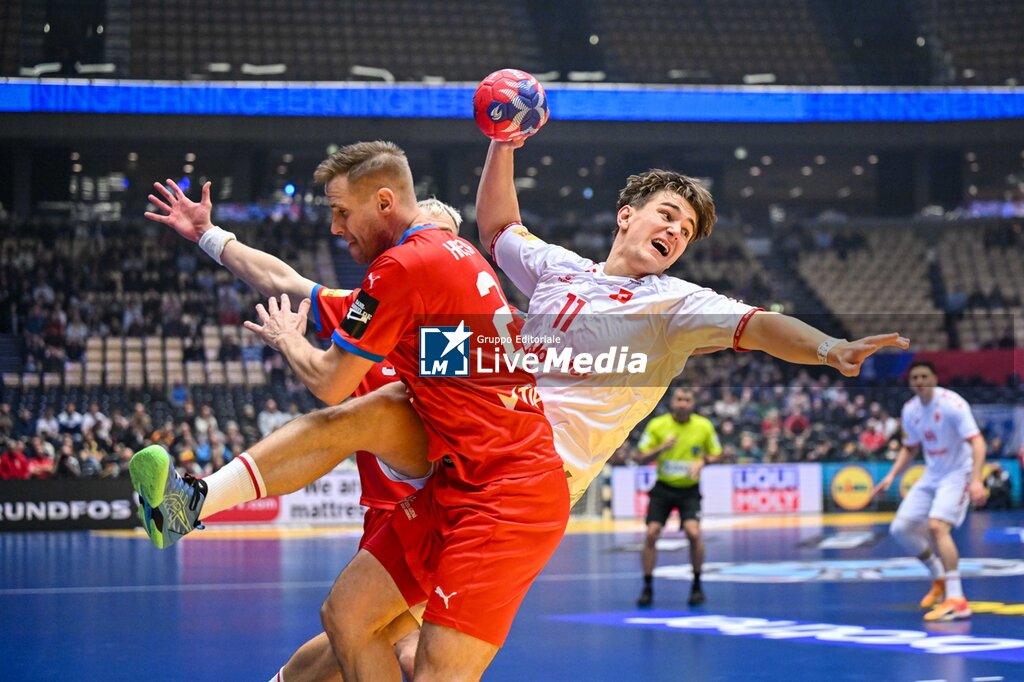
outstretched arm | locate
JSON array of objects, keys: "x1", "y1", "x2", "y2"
[
  {"x1": 145, "y1": 179, "x2": 317, "y2": 303},
  {"x1": 476, "y1": 139, "x2": 525, "y2": 248},
  {"x1": 737, "y1": 312, "x2": 909, "y2": 377}
]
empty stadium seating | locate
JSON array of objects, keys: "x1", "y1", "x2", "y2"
[
  {"x1": 592, "y1": 0, "x2": 841, "y2": 85},
  {"x1": 125, "y1": 0, "x2": 542, "y2": 82},
  {"x1": 915, "y1": 0, "x2": 1024, "y2": 85}
]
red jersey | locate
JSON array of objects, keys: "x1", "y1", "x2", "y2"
[
  {"x1": 310, "y1": 288, "x2": 413, "y2": 510},
  {"x1": 312, "y1": 225, "x2": 559, "y2": 486}
]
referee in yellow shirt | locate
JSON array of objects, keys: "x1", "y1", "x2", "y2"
[{"x1": 635, "y1": 387, "x2": 721, "y2": 608}]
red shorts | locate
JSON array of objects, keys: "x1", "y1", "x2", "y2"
[
  {"x1": 359, "y1": 506, "x2": 393, "y2": 551},
  {"x1": 362, "y1": 464, "x2": 569, "y2": 647}
]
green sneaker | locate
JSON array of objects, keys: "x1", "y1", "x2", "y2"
[{"x1": 129, "y1": 445, "x2": 207, "y2": 549}]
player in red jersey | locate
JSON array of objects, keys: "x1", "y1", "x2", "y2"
[
  {"x1": 138, "y1": 142, "x2": 568, "y2": 682},
  {"x1": 138, "y1": 190, "x2": 467, "y2": 678}
]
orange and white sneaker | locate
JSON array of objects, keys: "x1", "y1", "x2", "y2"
[
  {"x1": 919, "y1": 579, "x2": 946, "y2": 609},
  {"x1": 924, "y1": 597, "x2": 972, "y2": 622}
]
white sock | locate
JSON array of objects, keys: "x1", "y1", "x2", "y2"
[
  {"x1": 924, "y1": 554, "x2": 945, "y2": 580},
  {"x1": 199, "y1": 453, "x2": 267, "y2": 520},
  {"x1": 267, "y1": 668, "x2": 284, "y2": 682},
  {"x1": 945, "y1": 571, "x2": 964, "y2": 600}
]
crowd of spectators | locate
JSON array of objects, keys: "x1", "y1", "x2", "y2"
[
  {"x1": 0, "y1": 215, "x2": 325, "y2": 371},
  {"x1": 4, "y1": 349, "x2": 1020, "y2": 483},
  {"x1": 0, "y1": 394, "x2": 303, "y2": 481},
  {"x1": 608, "y1": 352, "x2": 1020, "y2": 468}
]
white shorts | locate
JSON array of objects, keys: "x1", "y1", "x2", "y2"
[
  {"x1": 377, "y1": 458, "x2": 433, "y2": 490},
  {"x1": 894, "y1": 470, "x2": 972, "y2": 528}
]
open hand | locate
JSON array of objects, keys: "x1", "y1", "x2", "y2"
[
  {"x1": 830, "y1": 333, "x2": 910, "y2": 377},
  {"x1": 243, "y1": 294, "x2": 311, "y2": 351},
  {"x1": 144, "y1": 178, "x2": 214, "y2": 243}
]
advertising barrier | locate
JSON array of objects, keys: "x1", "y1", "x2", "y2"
[
  {"x1": 0, "y1": 478, "x2": 138, "y2": 531},
  {"x1": 611, "y1": 463, "x2": 823, "y2": 519},
  {"x1": 823, "y1": 459, "x2": 1022, "y2": 512},
  {"x1": 205, "y1": 466, "x2": 365, "y2": 526},
  {"x1": 0, "y1": 467, "x2": 367, "y2": 531}
]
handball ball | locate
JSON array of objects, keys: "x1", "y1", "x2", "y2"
[{"x1": 473, "y1": 69, "x2": 550, "y2": 141}]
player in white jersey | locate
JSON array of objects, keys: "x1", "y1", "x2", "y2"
[
  {"x1": 478, "y1": 137, "x2": 910, "y2": 505},
  {"x1": 873, "y1": 360, "x2": 987, "y2": 622}
]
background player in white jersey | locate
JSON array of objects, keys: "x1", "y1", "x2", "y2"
[{"x1": 873, "y1": 360, "x2": 987, "y2": 621}]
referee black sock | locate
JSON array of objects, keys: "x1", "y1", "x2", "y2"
[
  {"x1": 692, "y1": 572, "x2": 701, "y2": 588},
  {"x1": 643, "y1": 574, "x2": 653, "y2": 588}
]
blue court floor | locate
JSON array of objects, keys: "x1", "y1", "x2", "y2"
[{"x1": 2, "y1": 511, "x2": 1023, "y2": 681}]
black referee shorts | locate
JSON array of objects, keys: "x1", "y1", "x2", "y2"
[{"x1": 645, "y1": 480, "x2": 702, "y2": 526}]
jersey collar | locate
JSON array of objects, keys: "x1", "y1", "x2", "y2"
[
  {"x1": 597, "y1": 262, "x2": 646, "y2": 284},
  {"x1": 397, "y1": 223, "x2": 439, "y2": 245}
]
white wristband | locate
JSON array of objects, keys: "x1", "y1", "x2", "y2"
[
  {"x1": 816, "y1": 337, "x2": 845, "y2": 365},
  {"x1": 198, "y1": 225, "x2": 237, "y2": 265}
]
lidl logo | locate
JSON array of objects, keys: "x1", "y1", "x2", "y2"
[
  {"x1": 899, "y1": 464, "x2": 926, "y2": 498},
  {"x1": 419, "y1": 321, "x2": 472, "y2": 377},
  {"x1": 831, "y1": 465, "x2": 874, "y2": 511}
]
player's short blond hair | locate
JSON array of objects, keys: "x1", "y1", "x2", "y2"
[
  {"x1": 313, "y1": 141, "x2": 414, "y2": 196},
  {"x1": 616, "y1": 170, "x2": 716, "y2": 242},
  {"x1": 417, "y1": 197, "x2": 463, "y2": 233}
]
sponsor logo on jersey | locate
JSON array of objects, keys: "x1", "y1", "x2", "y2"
[
  {"x1": 550, "y1": 611, "x2": 1024, "y2": 660},
  {"x1": 320, "y1": 288, "x2": 348, "y2": 297},
  {"x1": 341, "y1": 290, "x2": 379, "y2": 340},
  {"x1": 399, "y1": 496, "x2": 418, "y2": 520},
  {"x1": 419, "y1": 321, "x2": 471, "y2": 377},
  {"x1": 434, "y1": 586, "x2": 458, "y2": 609},
  {"x1": 366, "y1": 272, "x2": 380, "y2": 289},
  {"x1": 511, "y1": 226, "x2": 540, "y2": 241}
]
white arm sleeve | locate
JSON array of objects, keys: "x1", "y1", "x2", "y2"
[
  {"x1": 666, "y1": 286, "x2": 759, "y2": 351},
  {"x1": 492, "y1": 223, "x2": 590, "y2": 298}
]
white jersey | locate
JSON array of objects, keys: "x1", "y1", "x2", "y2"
[
  {"x1": 493, "y1": 223, "x2": 757, "y2": 502},
  {"x1": 900, "y1": 387, "x2": 980, "y2": 479}
]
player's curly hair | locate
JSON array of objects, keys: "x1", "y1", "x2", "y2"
[
  {"x1": 313, "y1": 140, "x2": 414, "y2": 192},
  {"x1": 616, "y1": 170, "x2": 716, "y2": 241}
]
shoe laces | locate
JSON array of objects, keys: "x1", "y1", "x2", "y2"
[{"x1": 181, "y1": 475, "x2": 208, "y2": 512}]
